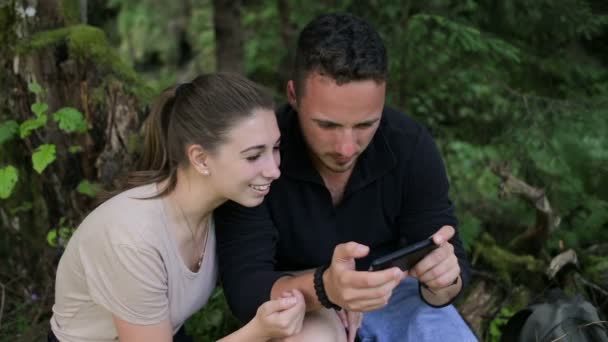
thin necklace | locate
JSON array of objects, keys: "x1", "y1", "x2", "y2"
[{"x1": 177, "y1": 204, "x2": 210, "y2": 270}]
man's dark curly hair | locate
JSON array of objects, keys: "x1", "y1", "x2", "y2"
[{"x1": 292, "y1": 13, "x2": 388, "y2": 99}]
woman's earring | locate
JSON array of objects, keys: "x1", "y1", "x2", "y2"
[{"x1": 202, "y1": 170, "x2": 210, "y2": 176}]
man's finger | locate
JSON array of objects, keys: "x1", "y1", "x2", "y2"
[
  {"x1": 431, "y1": 225, "x2": 455, "y2": 245},
  {"x1": 333, "y1": 242, "x2": 370, "y2": 264},
  {"x1": 344, "y1": 267, "x2": 403, "y2": 288},
  {"x1": 412, "y1": 243, "x2": 453, "y2": 278}
]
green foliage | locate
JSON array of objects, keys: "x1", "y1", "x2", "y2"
[
  {"x1": 489, "y1": 307, "x2": 515, "y2": 342},
  {"x1": 19, "y1": 25, "x2": 153, "y2": 101},
  {"x1": 27, "y1": 82, "x2": 43, "y2": 94},
  {"x1": 0, "y1": 165, "x2": 18, "y2": 199},
  {"x1": 76, "y1": 180, "x2": 100, "y2": 198},
  {"x1": 32, "y1": 144, "x2": 56, "y2": 174},
  {"x1": 46, "y1": 217, "x2": 75, "y2": 248},
  {"x1": 185, "y1": 287, "x2": 241, "y2": 341},
  {"x1": 0, "y1": 120, "x2": 18, "y2": 144},
  {"x1": 53, "y1": 107, "x2": 87, "y2": 133},
  {"x1": 31, "y1": 102, "x2": 48, "y2": 117},
  {"x1": 19, "y1": 114, "x2": 47, "y2": 138}
]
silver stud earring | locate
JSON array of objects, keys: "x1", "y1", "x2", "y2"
[{"x1": 202, "y1": 170, "x2": 210, "y2": 176}]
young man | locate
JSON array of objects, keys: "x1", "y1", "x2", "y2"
[{"x1": 215, "y1": 13, "x2": 477, "y2": 341}]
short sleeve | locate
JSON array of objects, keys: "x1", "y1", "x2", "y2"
[{"x1": 78, "y1": 230, "x2": 169, "y2": 325}]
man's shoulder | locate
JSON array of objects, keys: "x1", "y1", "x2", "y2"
[
  {"x1": 381, "y1": 106, "x2": 424, "y2": 133},
  {"x1": 380, "y1": 106, "x2": 429, "y2": 152}
]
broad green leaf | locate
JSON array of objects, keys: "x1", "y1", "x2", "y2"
[
  {"x1": 76, "y1": 180, "x2": 100, "y2": 197},
  {"x1": 53, "y1": 107, "x2": 87, "y2": 133},
  {"x1": 0, "y1": 120, "x2": 19, "y2": 145},
  {"x1": 32, "y1": 144, "x2": 56, "y2": 174},
  {"x1": 0, "y1": 165, "x2": 19, "y2": 199},
  {"x1": 31, "y1": 102, "x2": 48, "y2": 117},
  {"x1": 28, "y1": 82, "x2": 43, "y2": 94},
  {"x1": 19, "y1": 115, "x2": 47, "y2": 138}
]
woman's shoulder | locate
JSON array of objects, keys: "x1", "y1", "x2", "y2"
[{"x1": 77, "y1": 184, "x2": 166, "y2": 249}]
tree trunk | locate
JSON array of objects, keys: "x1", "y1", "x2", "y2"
[
  {"x1": 212, "y1": 0, "x2": 244, "y2": 74},
  {"x1": 0, "y1": 1, "x2": 146, "y2": 339}
]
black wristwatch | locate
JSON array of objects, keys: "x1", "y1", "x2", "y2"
[{"x1": 313, "y1": 264, "x2": 341, "y2": 310}]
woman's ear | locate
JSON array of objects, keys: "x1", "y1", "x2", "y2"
[{"x1": 186, "y1": 144, "x2": 211, "y2": 176}]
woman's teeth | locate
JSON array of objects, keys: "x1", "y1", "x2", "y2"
[{"x1": 249, "y1": 184, "x2": 270, "y2": 191}]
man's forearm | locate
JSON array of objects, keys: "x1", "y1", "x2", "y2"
[{"x1": 271, "y1": 272, "x2": 322, "y2": 311}]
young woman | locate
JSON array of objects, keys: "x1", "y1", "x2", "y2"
[{"x1": 49, "y1": 73, "x2": 305, "y2": 342}]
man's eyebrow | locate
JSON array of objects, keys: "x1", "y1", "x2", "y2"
[
  {"x1": 312, "y1": 117, "x2": 381, "y2": 126},
  {"x1": 312, "y1": 118, "x2": 341, "y2": 126},
  {"x1": 356, "y1": 118, "x2": 381, "y2": 125}
]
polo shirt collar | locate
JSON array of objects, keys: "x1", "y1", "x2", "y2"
[{"x1": 280, "y1": 106, "x2": 397, "y2": 193}]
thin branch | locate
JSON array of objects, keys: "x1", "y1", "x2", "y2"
[
  {"x1": 550, "y1": 321, "x2": 608, "y2": 342},
  {"x1": 575, "y1": 273, "x2": 608, "y2": 297}
]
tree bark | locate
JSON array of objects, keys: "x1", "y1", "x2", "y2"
[
  {"x1": 1, "y1": 1, "x2": 145, "y2": 338},
  {"x1": 212, "y1": 0, "x2": 244, "y2": 74}
]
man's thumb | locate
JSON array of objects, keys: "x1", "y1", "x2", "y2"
[{"x1": 333, "y1": 242, "x2": 369, "y2": 264}]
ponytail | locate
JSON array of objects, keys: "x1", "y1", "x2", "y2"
[{"x1": 98, "y1": 87, "x2": 179, "y2": 203}]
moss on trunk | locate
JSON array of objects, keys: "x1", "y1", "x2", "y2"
[{"x1": 17, "y1": 25, "x2": 153, "y2": 102}]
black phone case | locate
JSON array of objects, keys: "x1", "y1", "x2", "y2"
[{"x1": 369, "y1": 238, "x2": 438, "y2": 271}]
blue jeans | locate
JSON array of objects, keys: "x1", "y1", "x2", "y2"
[{"x1": 358, "y1": 277, "x2": 478, "y2": 341}]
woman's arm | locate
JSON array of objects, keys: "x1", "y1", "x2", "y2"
[{"x1": 113, "y1": 316, "x2": 173, "y2": 342}]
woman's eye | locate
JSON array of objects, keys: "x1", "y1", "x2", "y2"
[{"x1": 246, "y1": 155, "x2": 261, "y2": 162}]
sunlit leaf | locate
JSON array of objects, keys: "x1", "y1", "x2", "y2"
[
  {"x1": 32, "y1": 144, "x2": 56, "y2": 174},
  {"x1": 19, "y1": 115, "x2": 47, "y2": 138},
  {"x1": 53, "y1": 107, "x2": 87, "y2": 133},
  {"x1": 0, "y1": 165, "x2": 19, "y2": 199},
  {"x1": 76, "y1": 180, "x2": 100, "y2": 197},
  {"x1": 31, "y1": 102, "x2": 48, "y2": 117}
]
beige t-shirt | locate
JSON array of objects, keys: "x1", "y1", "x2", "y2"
[{"x1": 50, "y1": 184, "x2": 217, "y2": 341}]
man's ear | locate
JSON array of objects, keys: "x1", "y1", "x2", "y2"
[
  {"x1": 287, "y1": 80, "x2": 297, "y2": 107},
  {"x1": 187, "y1": 144, "x2": 211, "y2": 176}
]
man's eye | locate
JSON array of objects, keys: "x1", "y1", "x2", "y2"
[{"x1": 319, "y1": 122, "x2": 338, "y2": 129}]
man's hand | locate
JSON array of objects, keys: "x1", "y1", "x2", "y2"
[
  {"x1": 410, "y1": 226, "x2": 461, "y2": 305},
  {"x1": 323, "y1": 242, "x2": 405, "y2": 312}
]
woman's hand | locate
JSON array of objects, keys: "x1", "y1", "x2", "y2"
[
  {"x1": 336, "y1": 309, "x2": 362, "y2": 342},
  {"x1": 252, "y1": 289, "x2": 306, "y2": 339}
]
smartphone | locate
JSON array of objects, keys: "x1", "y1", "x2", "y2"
[{"x1": 369, "y1": 238, "x2": 438, "y2": 272}]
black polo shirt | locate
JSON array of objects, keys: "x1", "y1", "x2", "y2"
[{"x1": 215, "y1": 104, "x2": 470, "y2": 322}]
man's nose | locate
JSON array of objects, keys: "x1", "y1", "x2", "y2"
[{"x1": 336, "y1": 130, "x2": 357, "y2": 157}]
